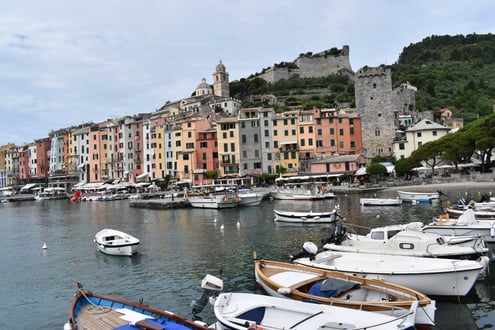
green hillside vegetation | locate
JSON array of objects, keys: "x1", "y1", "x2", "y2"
[
  {"x1": 230, "y1": 73, "x2": 355, "y2": 111},
  {"x1": 391, "y1": 33, "x2": 495, "y2": 122},
  {"x1": 231, "y1": 33, "x2": 495, "y2": 124}
]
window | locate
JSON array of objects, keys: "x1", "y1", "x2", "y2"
[
  {"x1": 308, "y1": 126, "x2": 313, "y2": 133},
  {"x1": 375, "y1": 128, "x2": 380, "y2": 137},
  {"x1": 253, "y1": 134, "x2": 259, "y2": 143},
  {"x1": 433, "y1": 131, "x2": 437, "y2": 136},
  {"x1": 417, "y1": 132, "x2": 422, "y2": 137},
  {"x1": 299, "y1": 127, "x2": 304, "y2": 134},
  {"x1": 241, "y1": 135, "x2": 247, "y2": 144},
  {"x1": 330, "y1": 128, "x2": 335, "y2": 135},
  {"x1": 317, "y1": 129, "x2": 322, "y2": 136},
  {"x1": 300, "y1": 139, "x2": 305, "y2": 146}
]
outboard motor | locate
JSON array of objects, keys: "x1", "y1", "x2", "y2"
[
  {"x1": 191, "y1": 274, "x2": 223, "y2": 314},
  {"x1": 290, "y1": 241, "x2": 318, "y2": 261},
  {"x1": 321, "y1": 223, "x2": 347, "y2": 245}
]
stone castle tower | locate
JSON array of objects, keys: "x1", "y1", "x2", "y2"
[
  {"x1": 213, "y1": 60, "x2": 229, "y2": 98},
  {"x1": 354, "y1": 66, "x2": 396, "y2": 159}
]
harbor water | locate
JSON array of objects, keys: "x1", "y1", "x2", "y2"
[{"x1": 1, "y1": 186, "x2": 495, "y2": 329}]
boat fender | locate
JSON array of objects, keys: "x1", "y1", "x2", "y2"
[
  {"x1": 277, "y1": 287, "x2": 291, "y2": 294},
  {"x1": 491, "y1": 222, "x2": 495, "y2": 238}
]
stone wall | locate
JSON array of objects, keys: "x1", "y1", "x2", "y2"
[{"x1": 259, "y1": 46, "x2": 352, "y2": 83}]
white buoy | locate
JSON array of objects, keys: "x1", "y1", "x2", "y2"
[
  {"x1": 42, "y1": 242, "x2": 47, "y2": 249},
  {"x1": 220, "y1": 224, "x2": 224, "y2": 230},
  {"x1": 236, "y1": 221, "x2": 240, "y2": 227},
  {"x1": 214, "y1": 217, "x2": 217, "y2": 223},
  {"x1": 376, "y1": 214, "x2": 380, "y2": 218}
]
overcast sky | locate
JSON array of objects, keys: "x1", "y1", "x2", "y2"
[{"x1": 1, "y1": 0, "x2": 494, "y2": 145}]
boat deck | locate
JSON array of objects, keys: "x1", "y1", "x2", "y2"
[
  {"x1": 77, "y1": 305, "x2": 128, "y2": 330},
  {"x1": 76, "y1": 305, "x2": 167, "y2": 330}
]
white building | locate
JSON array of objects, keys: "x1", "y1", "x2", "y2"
[{"x1": 393, "y1": 119, "x2": 450, "y2": 160}]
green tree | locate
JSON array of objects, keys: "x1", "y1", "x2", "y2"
[
  {"x1": 366, "y1": 163, "x2": 388, "y2": 183},
  {"x1": 410, "y1": 140, "x2": 445, "y2": 174}
]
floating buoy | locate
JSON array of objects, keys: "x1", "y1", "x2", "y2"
[
  {"x1": 214, "y1": 217, "x2": 217, "y2": 223},
  {"x1": 237, "y1": 221, "x2": 240, "y2": 227},
  {"x1": 42, "y1": 242, "x2": 47, "y2": 249},
  {"x1": 376, "y1": 214, "x2": 380, "y2": 218},
  {"x1": 220, "y1": 224, "x2": 224, "y2": 230}
]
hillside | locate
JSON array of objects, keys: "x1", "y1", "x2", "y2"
[
  {"x1": 391, "y1": 33, "x2": 495, "y2": 121},
  {"x1": 232, "y1": 33, "x2": 495, "y2": 123}
]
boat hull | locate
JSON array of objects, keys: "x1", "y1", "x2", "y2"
[
  {"x1": 360, "y1": 198, "x2": 402, "y2": 206},
  {"x1": 188, "y1": 195, "x2": 239, "y2": 209},
  {"x1": 94, "y1": 229, "x2": 140, "y2": 257},
  {"x1": 398, "y1": 191, "x2": 439, "y2": 203},
  {"x1": 213, "y1": 292, "x2": 417, "y2": 330},
  {"x1": 274, "y1": 209, "x2": 337, "y2": 223},
  {"x1": 65, "y1": 283, "x2": 210, "y2": 330},
  {"x1": 294, "y1": 250, "x2": 486, "y2": 296}
]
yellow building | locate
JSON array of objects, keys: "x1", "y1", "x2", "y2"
[
  {"x1": 273, "y1": 110, "x2": 300, "y2": 175},
  {"x1": 217, "y1": 116, "x2": 240, "y2": 177}
]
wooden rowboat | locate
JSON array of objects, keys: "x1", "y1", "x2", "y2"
[{"x1": 253, "y1": 253, "x2": 435, "y2": 327}]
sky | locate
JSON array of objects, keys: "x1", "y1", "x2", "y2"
[{"x1": 1, "y1": 1, "x2": 494, "y2": 146}]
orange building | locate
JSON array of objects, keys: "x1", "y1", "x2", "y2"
[{"x1": 314, "y1": 108, "x2": 363, "y2": 156}]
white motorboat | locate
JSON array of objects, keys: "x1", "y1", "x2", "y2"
[
  {"x1": 360, "y1": 197, "x2": 402, "y2": 206},
  {"x1": 254, "y1": 255, "x2": 435, "y2": 328},
  {"x1": 398, "y1": 190, "x2": 440, "y2": 203},
  {"x1": 236, "y1": 187, "x2": 264, "y2": 206},
  {"x1": 424, "y1": 208, "x2": 495, "y2": 244},
  {"x1": 35, "y1": 187, "x2": 68, "y2": 200},
  {"x1": 212, "y1": 292, "x2": 417, "y2": 330},
  {"x1": 274, "y1": 207, "x2": 339, "y2": 223},
  {"x1": 322, "y1": 222, "x2": 488, "y2": 260},
  {"x1": 188, "y1": 193, "x2": 239, "y2": 209},
  {"x1": 270, "y1": 183, "x2": 335, "y2": 200},
  {"x1": 292, "y1": 242, "x2": 489, "y2": 296},
  {"x1": 94, "y1": 228, "x2": 140, "y2": 256}
]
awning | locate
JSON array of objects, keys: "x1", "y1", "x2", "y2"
[
  {"x1": 355, "y1": 167, "x2": 367, "y2": 176},
  {"x1": 136, "y1": 173, "x2": 149, "y2": 179},
  {"x1": 20, "y1": 183, "x2": 37, "y2": 192}
]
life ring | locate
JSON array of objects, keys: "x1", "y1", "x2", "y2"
[{"x1": 222, "y1": 195, "x2": 228, "y2": 202}]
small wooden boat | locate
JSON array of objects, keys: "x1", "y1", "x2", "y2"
[
  {"x1": 253, "y1": 254, "x2": 435, "y2": 327},
  {"x1": 398, "y1": 190, "x2": 440, "y2": 203},
  {"x1": 64, "y1": 282, "x2": 212, "y2": 330},
  {"x1": 360, "y1": 197, "x2": 402, "y2": 206},
  {"x1": 212, "y1": 292, "x2": 417, "y2": 330},
  {"x1": 292, "y1": 242, "x2": 489, "y2": 296},
  {"x1": 274, "y1": 208, "x2": 338, "y2": 223},
  {"x1": 94, "y1": 229, "x2": 140, "y2": 256}
]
